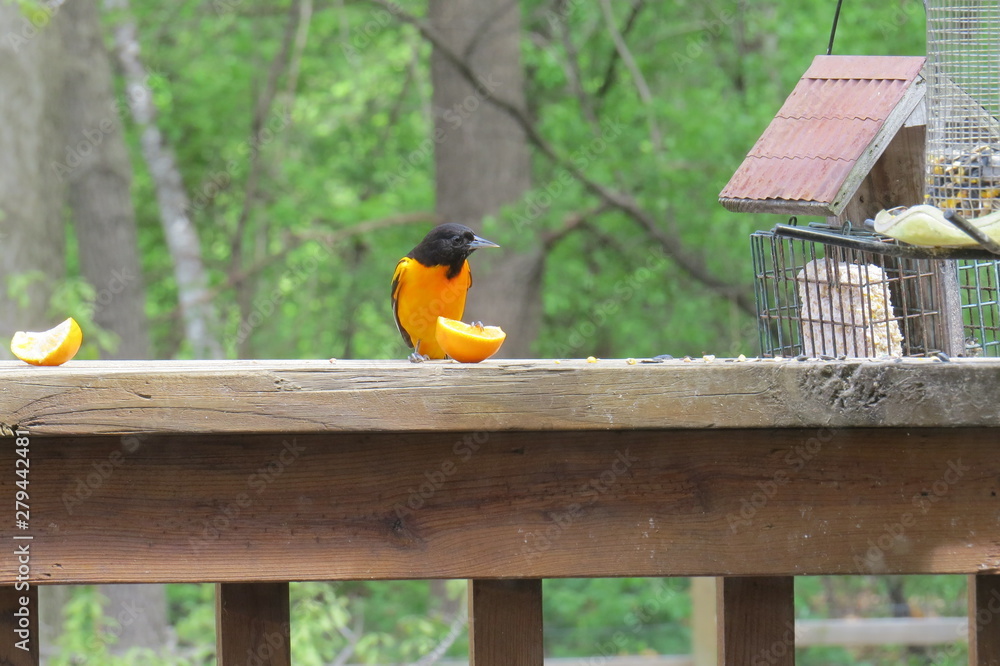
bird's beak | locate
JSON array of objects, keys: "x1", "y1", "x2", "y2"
[{"x1": 469, "y1": 234, "x2": 500, "y2": 250}]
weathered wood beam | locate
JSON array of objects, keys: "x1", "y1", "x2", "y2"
[
  {"x1": 216, "y1": 583, "x2": 290, "y2": 666},
  {"x1": 969, "y1": 574, "x2": 1000, "y2": 666},
  {"x1": 469, "y1": 579, "x2": 543, "y2": 666},
  {"x1": 1, "y1": 428, "x2": 997, "y2": 584},
  {"x1": 3, "y1": 359, "x2": 1000, "y2": 435},
  {"x1": 717, "y1": 577, "x2": 795, "y2": 666}
]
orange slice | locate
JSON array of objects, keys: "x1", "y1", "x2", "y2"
[
  {"x1": 10, "y1": 317, "x2": 83, "y2": 366},
  {"x1": 435, "y1": 316, "x2": 506, "y2": 363}
]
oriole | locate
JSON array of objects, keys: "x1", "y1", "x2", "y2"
[{"x1": 391, "y1": 223, "x2": 499, "y2": 361}]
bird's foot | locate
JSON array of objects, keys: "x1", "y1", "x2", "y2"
[
  {"x1": 408, "y1": 351, "x2": 430, "y2": 363},
  {"x1": 471, "y1": 320, "x2": 484, "y2": 328}
]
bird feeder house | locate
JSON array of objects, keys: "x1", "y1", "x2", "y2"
[
  {"x1": 720, "y1": 55, "x2": 927, "y2": 222},
  {"x1": 721, "y1": 54, "x2": 1000, "y2": 359}
]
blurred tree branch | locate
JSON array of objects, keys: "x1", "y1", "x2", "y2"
[
  {"x1": 530, "y1": 4, "x2": 600, "y2": 131},
  {"x1": 153, "y1": 212, "x2": 437, "y2": 324},
  {"x1": 595, "y1": 0, "x2": 646, "y2": 101},
  {"x1": 104, "y1": 0, "x2": 225, "y2": 358},
  {"x1": 230, "y1": 0, "x2": 304, "y2": 356},
  {"x1": 331, "y1": 607, "x2": 364, "y2": 666},
  {"x1": 360, "y1": 0, "x2": 754, "y2": 315},
  {"x1": 598, "y1": 0, "x2": 663, "y2": 153},
  {"x1": 230, "y1": 2, "x2": 301, "y2": 263}
]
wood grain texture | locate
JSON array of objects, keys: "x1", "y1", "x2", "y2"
[
  {"x1": 469, "y1": 579, "x2": 542, "y2": 666},
  {"x1": 717, "y1": 577, "x2": 794, "y2": 666},
  {"x1": 216, "y1": 583, "x2": 290, "y2": 666},
  {"x1": 2, "y1": 428, "x2": 998, "y2": 584},
  {"x1": 830, "y1": 78, "x2": 925, "y2": 216},
  {"x1": 0, "y1": 585, "x2": 37, "y2": 665},
  {"x1": 3, "y1": 358, "x2": 1000, "y2": 435},
  {"x1": 837, "y1": 117, "x2": 925, "y2": 227},
  {"x1": 969, "y1": 574, "x2": 1000, "y2": 666}
]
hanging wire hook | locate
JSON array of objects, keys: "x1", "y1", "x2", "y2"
[{"x1": 827, "y1": 0, "x2": 845, "y2": 55}]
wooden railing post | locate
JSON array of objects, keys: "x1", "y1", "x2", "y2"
[
  {"x1": 469, "y1": 579, "x2": 543, "y2": 666},
  {"x1": 216, "y1": 582, "x2": 290, "y2": 666},
  {"x1": 969, "y1": 574, "x2": 1000, "y2": 666},
  {"x1": 0, "y1": 584, "x2": 37, "y2": 665},
  {"x1": 717, "y1": 576, "x2": 794, "y2": 666}
]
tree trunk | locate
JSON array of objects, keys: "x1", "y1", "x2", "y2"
[
  {"x1": 429, "y1": 0, "x2": 538, "y2": 357},
  {"x1": 97, "y1": 584, "x2": 170, "y2": 655},
  {"x1": 58, "y1": 0, "x2": 150, "y2": 360},
  {"x1": 0, "y1": 3, "x2": 66, "y2": 340},
  {"x1": 0, "y1": 4, "x2": 69, "y2": 657},
  {"x1": 56, "y1": 3, "x2": 168, "y2": 655}
]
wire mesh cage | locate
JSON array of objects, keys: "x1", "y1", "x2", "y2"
[
  {"x1": 923, "y1": 0, "x2": 1000, "y2": 354},
  {"x1": 958, "y1": 257, "x2": 1000, "y2": 354},
  {"x1": 751, "y1": 222, "x2": 1000, "y2": 358},
  {"x1": 926, "y1": 2, "x2": 1000, "y2": 215}
]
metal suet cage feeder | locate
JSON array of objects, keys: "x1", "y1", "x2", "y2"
[{"x1": 751, "y1": 220, "x2": 1000, "y2": 358}]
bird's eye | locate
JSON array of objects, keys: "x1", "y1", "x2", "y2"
[{"x1": 452, "y1": 235, "x2": 463, "y2": 245}]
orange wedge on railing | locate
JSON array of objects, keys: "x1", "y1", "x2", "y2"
[
  {"x1": 10, "y1": 317, "x2": 83, "y2": 366},
  {"x1": 435, "y1": 316, "x2": 506, "y2": 363}
]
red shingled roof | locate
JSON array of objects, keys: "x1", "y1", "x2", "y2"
[{"x1": 720, "y1": 55, "x2": 926, "y2": 216}]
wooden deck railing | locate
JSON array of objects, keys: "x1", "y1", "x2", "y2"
[{"x1": 1, "y1": 357, "x2": 999, "y2": 665}]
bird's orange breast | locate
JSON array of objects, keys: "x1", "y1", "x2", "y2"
[{"x1": 392, "y1": 257, "x2": 472, "y2": 359}]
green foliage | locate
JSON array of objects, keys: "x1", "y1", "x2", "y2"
[
  {"x1": 5, "y1": 271, "x2": 118, "y2": 358},
  {"x1": 51, "y1": 585, "x2": 214, "y2": 665},
  {"x1": 545, "y1": 578, "x2": 691, "y2": 657},
  {"x1": 289, "y1": 581, "x2": 469, "y2": 664}
]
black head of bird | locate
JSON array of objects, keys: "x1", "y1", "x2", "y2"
[{"x1": 408, "y1": 223, "x2": 500, "y2": 278}]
